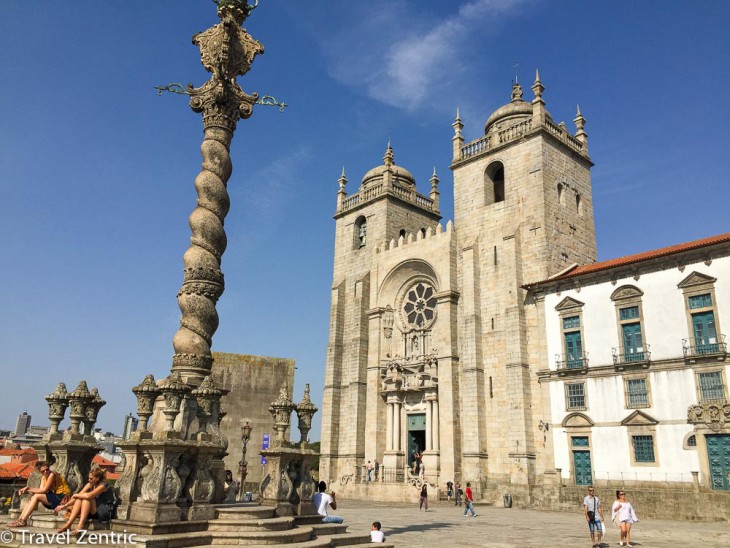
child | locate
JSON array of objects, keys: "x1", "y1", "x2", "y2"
[{"x1": 370, "y1": 521, "x2": 385, "y2": 543}]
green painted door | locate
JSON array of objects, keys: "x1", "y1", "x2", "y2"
[
  {"x1": 572, "y1": 436, "x2": 592, "y2": 485},
  {"x1": 692, "y1": 311, "x2": 718, "y2": 353},
  {"x1": 407, "y1": 414, "x2": 426, "y2": 468},
  {"x1": 565, "y1": 331, "x2": 583, "y2": 368},
  {"x1": 706, "y1": 434, "x2": 730, "y2": 491},
  {"x1": 622, "y1": 322, "x2": 644, "y2": 361}
]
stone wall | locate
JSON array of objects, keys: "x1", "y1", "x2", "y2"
[
  {"x1": 211, "y1": 352, "x2": 295, "y2": 491},
  {"x1": 530, "y1": 485, "x2": 730, "y2": 522}
]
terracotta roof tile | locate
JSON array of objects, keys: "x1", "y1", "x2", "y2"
[
  {"x1": 0, "y1": 462, "x2": 35, "y2": 479},
  {"x1": 524, "y1": 232, "x2": 730, "y2": 288},
  {"x1": 92, "y1": 455, "x2": 117, "y2": 468},
  {"x1": 0, "y1": 448, "x2": 37, "y2": 457}
]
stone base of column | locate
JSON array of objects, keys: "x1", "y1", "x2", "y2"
[
  {"x1": 422, "y1": 451, "x2": 440, "y2": 481},
  {"x1": 260, "y1": 443, "x2": 318, "y2": 516}
]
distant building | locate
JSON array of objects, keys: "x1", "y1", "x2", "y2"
[
  {"x1": 122, "y1": 413, "x2": 138, "y2": 440},
  {"x1": 14, "y1": 412, "x2": 31, "y2": 437},
  {"x1": 27, "y1": 426, "x2": 48, "y2": 437}
]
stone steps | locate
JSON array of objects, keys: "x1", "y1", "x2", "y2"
[
  {"x1": 29, "y1": 513, "x2": 111, "y2": 531},
  {"x1": 207, "y1": 516, "x2": 295, "y2": 532},
  {"x1": 309, "y1": 523, "x2": 349, "y2": 536},
  {"x1": 213, "y1": 505, "x2": 276, "y2": 521},
  {"x1": 134, "y1": 525, "x2": 315, "y2": 548}
]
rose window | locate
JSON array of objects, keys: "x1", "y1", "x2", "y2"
[{"x1": 402, "y1": 283, "x2": 437, "y2": 328}]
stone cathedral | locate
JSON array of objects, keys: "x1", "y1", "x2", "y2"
[{"x1": 320, "y1": 73, "x2": 597, "y2": 503}]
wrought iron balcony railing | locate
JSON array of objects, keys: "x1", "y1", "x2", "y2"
[
  {"x1": 556, "y1": 354, "x2": 589, "y2": 372},
  {"x1": 682, "y1": 335, "x2": 727, "y2": 358},
  {"x1": 612, "y1": 346, "x2": 651, "y2": 366}
]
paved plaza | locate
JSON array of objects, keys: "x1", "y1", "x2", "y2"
[{"x1": 335, "y1": 499, "x2": 730, "y2": 547}]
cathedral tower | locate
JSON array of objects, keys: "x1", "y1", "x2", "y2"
[
  {"x1": 449, "y1": 72, "x2": 596, "y2": 498},
  {"x1": 321, "y1": 145, "x2": 443, "y2": 481}
]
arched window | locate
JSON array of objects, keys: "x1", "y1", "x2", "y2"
[
  {"x1": 419, "y1": 228, "x2": 426, "y2": 238},
  {"x1": 576, "y1": 193, "x2": 583, "y2": 216},
  {"x1": 485, "y1": 161, "x2": 505, "y2": 205},
  {"x1": 354, "y1": 216, "x2": 367, "y2": 249},
  {"x1": 558, "y1": 183, "x2": 565, "y2": 206}
]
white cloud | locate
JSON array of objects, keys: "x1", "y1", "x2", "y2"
[{"x1": 321, "y1": 0, "x2": 531, "y2": 112}]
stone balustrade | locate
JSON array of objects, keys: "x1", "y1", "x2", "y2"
[
  {"x1": 458, "y1": 116, "x2": 586, "y2": 162},
  {"x1": 338, "y1": 182, "x2": 436, "y2": 214}
]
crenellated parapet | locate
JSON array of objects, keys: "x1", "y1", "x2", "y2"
[{"x1": 374, "y1": 220, "x2": 455, "y2": 256}]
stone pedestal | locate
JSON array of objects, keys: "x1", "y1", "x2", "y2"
[
  {"x1": 44, "y1": 434, "x2": 103, "y2": 494},
  {"x1": 259, "y1": 444, "x2": 318, "y2": 517},
  {"x1": 113, "y1": 434, "x2": 224, "y2": 532},
  {"x1": 422, "y1": 451, "x2": 440, "y2": 482}
]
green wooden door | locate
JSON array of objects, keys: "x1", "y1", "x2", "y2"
[
  {"x1": 706, "y1": 434, "x2": 730, "y2": 491},
  {"x1": 622, "y1": 322, "x2": 644, "y2": 361},
  {"x1": 572, "y1": 436, "x2": 592, "y2": 485},
  {"x1": 692, "y1": 311, "x2": 718, "y2": 354},
  {"x1": 565, "y1": 331, "x2": 583, "y2": 368}
]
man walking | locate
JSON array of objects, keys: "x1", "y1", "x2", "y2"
[
  {"x1": 463, "y1": 482, "x2": 477, "y2": 517},
  {"x1": 583, "y1": 485, "x2": 604, "y2": 547},
  {"x1": 312, "y1": 481, "x2": 343, "y2": 524}
]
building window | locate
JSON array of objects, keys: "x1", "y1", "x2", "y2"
[
  {"x1": 625, "y1": 377, "x2": 650, "y2": 408},
  {"x1": 354, "y1": 216, "x2": 367, "y2": 249},
  {"x1": 485, "y1": 161, "x2": 505, "y2": 205},
  {"x1": 576, "y1": 193, "x2": 583, "y2": 216},
  {"x1": 678, "y1": 272, "x2": 724, "y2": 356},
  {"x1": 401, "y1": 282, "x2": 437, "y2": 329},
  {"x1": 556, "y1": 297, "x2": 586, "y2": 370},
  {"x1": 697, "y1": 371, "x2": 725, "y2": 402},
  {"x1": 563, "y1": 316, "x2": 584, "y2": 368},
  {"x1": 611, "y1": 286, "x2": 647, "y2": 364},
  {"x1": 687, "y1": 435, "x2": 697, "y2": 447},
  {"x1": 565, "y1": 382, "x2": 586, "y2": 410},
  {"x1": 632, "y1": 435, "x2": 656, "y2": 463}
]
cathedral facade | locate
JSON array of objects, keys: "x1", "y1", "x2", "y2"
[{"x1": 320, "y1": 74, "x2": 598, "y2": 503}]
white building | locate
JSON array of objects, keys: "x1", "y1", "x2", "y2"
[{"x1": 525, "y1": 234, "x2": 730, "y2": 491}]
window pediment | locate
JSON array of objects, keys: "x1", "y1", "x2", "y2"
[
  {"x1": 621, "y1": 410, "x2": 658, "y2": 427},
  {"x1": 677, "y1": 271, "x2": 717, "y2": 289},
  {"x1": 611, "y1": 285, "x2": 644, "y2": 301},
  {"x1": 555, "y1": 296, "x2": 585, "y2": 312},
  {"x1": 562, "y1": 412, "x2": 593, "y2": 428}
]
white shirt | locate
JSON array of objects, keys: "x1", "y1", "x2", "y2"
[
  {"x1": 313, "y1": 492, "x2": 333, "y2": 517},
  {"x1": 370, "y1": 530, "x2": 385, "y2": 542}
]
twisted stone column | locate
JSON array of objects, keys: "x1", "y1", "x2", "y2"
[{"x1": 171, "y1": 0, "x2": 263, "y2": 382}]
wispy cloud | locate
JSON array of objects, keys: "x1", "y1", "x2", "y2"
[{"x1": 321, "y1": 0, "x2": 531, "y2": 112}]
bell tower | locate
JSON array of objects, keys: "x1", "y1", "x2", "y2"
[
  {"x1": 321, "y1": 144, "x2": 442, "y2": 481},
  {"x1": 449, "y1": 71, "x2": 597, "y2": 499}
]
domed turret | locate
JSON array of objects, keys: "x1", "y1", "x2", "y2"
[
  {"x1": 361, "y1": 142, "x2": 416, "y2": 190},
  {"x1": 484, "y1": 81, "x2": 550, "y2": 135}
]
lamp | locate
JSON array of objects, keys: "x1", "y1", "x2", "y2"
[{"x1": 237, "y1": 420, "x2": 253, "y2": 501}]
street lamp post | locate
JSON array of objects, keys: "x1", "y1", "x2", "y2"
[{"x1": 237, "y1": 421, "x2": 252, "y2": 501}]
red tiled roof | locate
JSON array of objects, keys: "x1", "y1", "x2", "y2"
[
  {"x1": 524, "y1": 232, "x2": 730, "y2": 288},
  {"x1": 0, "y1": 448, "x2": 36, "y2": 457},
  {"x1": 92, "y1": 455, "x2": 117, "y2": 469},
  {"x1": 0, "y1": 462, "x2": 35, "y2": 479}
]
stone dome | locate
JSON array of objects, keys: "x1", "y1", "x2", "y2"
[
  {"x1": 361, "y1": 143, "x2": 416, "y2": 190},
  {"x1": 484, "y1": 82, "x2": 550, "y2": 134}
]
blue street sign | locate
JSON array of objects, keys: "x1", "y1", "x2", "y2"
[{"x1": 261, "y1": 433, "x2": 270, "y2": 464}]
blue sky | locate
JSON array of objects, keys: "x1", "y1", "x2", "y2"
[{"x1": 1, "y1": 0, "x2": 728, "y2": 438}]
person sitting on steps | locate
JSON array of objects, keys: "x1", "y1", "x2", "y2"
[
  {"x1": 8, "y1": 461, "x2": 71, "y2": 528},
  {"x1": 55, "y1": 467, "x2": 114, "y2": 535}
]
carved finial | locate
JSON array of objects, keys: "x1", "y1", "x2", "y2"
[
  {"x1": 383, "y1": 141, "x2": 394, "y2": 167},
  {"x1": 338, "y1": 166, "x2": 347, "y2": 192},
  {"x1": 430, "y1": 167, "x2": 439, "y2": 187},
  {"x1": 574, "y1": 104, "x2": 586, "y2": 132},
  {"x1": 532, "y1": 68, "x2": 544, "y2": 100},
  {"x1": 455, "y1": 107, "x2": 461, "y2": 121},
  {"x1": 511, "y1": 82, "x2": 523, "y2": 101},
  {"x1": 452, "y1": 107, "x2": 464, "y2": 138}
]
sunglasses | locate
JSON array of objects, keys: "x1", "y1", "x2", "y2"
[{"x1": 619, "y1": 493, "x2": 626, "y2": 496}]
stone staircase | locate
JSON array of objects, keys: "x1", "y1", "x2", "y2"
[{"x1": 0, "y1": 504, "x2": 395, "y2": 547}]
